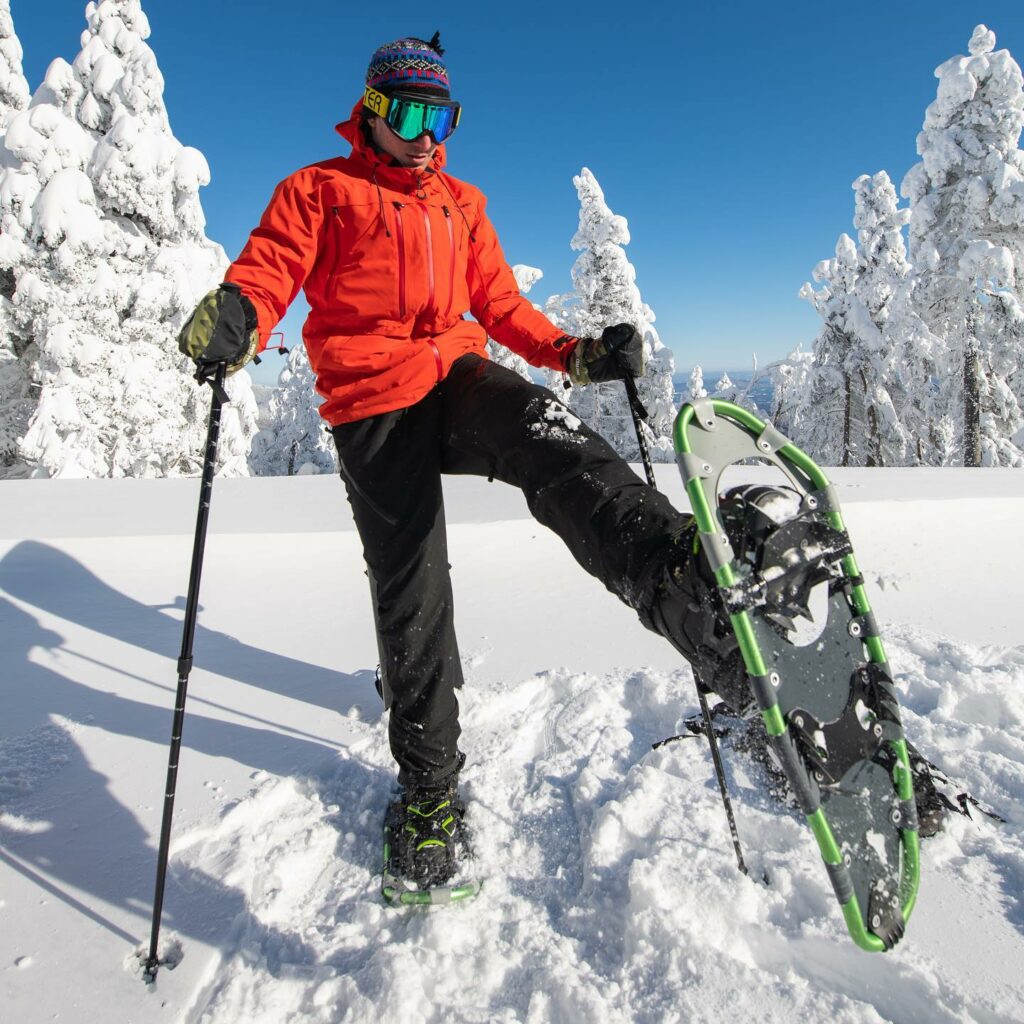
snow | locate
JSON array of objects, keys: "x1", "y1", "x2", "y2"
[
  {"x1": 1, "y1": 467, "x2": 1023, "y2": 1022},
  {"x1": 537, "y1": 398, "x2": 581, "y2": 432},
  {"x1": 31, "y1": 166, "x2": 103, "y2": 247}
]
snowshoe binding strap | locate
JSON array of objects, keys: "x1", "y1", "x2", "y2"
[{"x1": 381, "y1": 789, "x2": 480, "y2": 907}]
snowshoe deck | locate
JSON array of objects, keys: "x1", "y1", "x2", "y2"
[
  {"x1": 674, "y1": 398, "x2": 920, "y2": 952},
  {"x1": 381, "y1": 804, "x2": 481, "y2": 907}
]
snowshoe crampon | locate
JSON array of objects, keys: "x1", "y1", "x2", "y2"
[
  {"x1": 674, "y1": 399, "x2": 920, "y2": 953},
  {"x1": 381, "y1": 793, "x2": 481, "y2": 907}
]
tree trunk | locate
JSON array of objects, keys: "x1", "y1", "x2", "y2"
[
  {"x1": 963, "y1": 338, "x2": 981, "y2": 467},
  {"x1": 865, "y1": 373, "x2": 880, "y2": 468},
  {"x1": 842, "y1": 369, "x2": 852, "y2": 467}
]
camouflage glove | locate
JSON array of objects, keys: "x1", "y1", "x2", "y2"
[
  {"x1": 178, "y1": 282, "x2": 259, "y2": 374},
  {"x1": 567, "y1": 323, "x2": 646, "y2": 385}
]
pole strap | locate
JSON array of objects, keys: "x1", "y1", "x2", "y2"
[{"x1": 195, "y1": 364, "x2": 230, "y2": 404}]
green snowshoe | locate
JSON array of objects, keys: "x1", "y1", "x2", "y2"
[
  {"x1": 381, "y1": 783, "x2": 481, "y2": 907},
  {"x1": 674, "y1": 398, "x2": 920, "y2": 953}
]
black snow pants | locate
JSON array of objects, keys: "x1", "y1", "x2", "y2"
[{"x1": 332, "y1": 354, "x2": 690, "y2": 789}]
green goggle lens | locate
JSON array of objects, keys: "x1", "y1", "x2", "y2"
[{"x1": 364, "y1": 88, "x2": 462, "y2": 143}]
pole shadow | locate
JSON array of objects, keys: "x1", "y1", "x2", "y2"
[{"x1": 0, "y1": 541, "x2": 389, "y2": 973}]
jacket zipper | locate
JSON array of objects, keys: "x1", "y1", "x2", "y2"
[
  {"x1": 443, "y1": 205, "x2": 456, "y2": 319},
  {"x1": 419, "y1": 206, "x2": 435, "y2": 309},
  {"x1": 393, "y1": 202, "x2": 406, "y2": 319}
]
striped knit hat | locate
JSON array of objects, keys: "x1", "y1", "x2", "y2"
[{"x1": 366, "y1": 32, "x2": 450, "y2": 97}]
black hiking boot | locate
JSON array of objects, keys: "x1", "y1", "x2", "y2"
[
  {"x1": 644, "y1": 485, "x2": 818, "y2": 715},
  {"x1": 382, "y1": 778, "x2": 479, "y2": 905}
]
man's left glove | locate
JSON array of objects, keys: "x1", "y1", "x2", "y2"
[
  {"x1": 178, "y1": 282, "x2": 260, "y2": 374},
  {"x1": 567, "y1": 323, "x2": 646, "y2": 386}
]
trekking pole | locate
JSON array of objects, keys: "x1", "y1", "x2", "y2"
[
  {"x1": 144, "y1": 362, "x2": 229, "y2": 980},
  {"x1": 621, "y1": 371, "x2": 749, "y2": 877}
]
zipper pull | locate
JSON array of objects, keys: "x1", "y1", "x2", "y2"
[
  {"x1": 392, "y1": 200, "x2": 404, "y2": 209},
  {"x1": 443, "y1": 205, "x2": 451, "y2": 217}
]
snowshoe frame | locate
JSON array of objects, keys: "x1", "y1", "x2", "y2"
[{"x1": 674, "y1": 398, "x2": 920, "y2": 953}]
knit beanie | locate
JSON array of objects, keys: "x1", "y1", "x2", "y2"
[{"x1": 366, "y1": 32, "x2": 450, "y2": 98}]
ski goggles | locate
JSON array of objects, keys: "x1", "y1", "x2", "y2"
[{"x1": 363, "y1": 87, "x2": 462, "y2": 143}]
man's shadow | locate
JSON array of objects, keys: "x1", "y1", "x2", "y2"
[{"x1": 0, "y1": 542, "x2": 390, "y2": 968}]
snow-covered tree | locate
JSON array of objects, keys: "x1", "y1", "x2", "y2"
[
  {"x1": 759, "y1": 346, "x2": 815, "y2": 436},
  {"x1": 543, "y1": 168, "x2": 676, "y2": 462},
  {"x1": 798, "y1": 173, "x2": 913, "y2": 466},
  {"x1": 698, "y1": 358, "x2": 764, "y2": 415},
  {"x1": 0, "y1": 0, "x2": 30, "y2": 473},
  {"x1": 249, "y1": 341, "x2": 336, "y2": 476},
  {"x1": 886, "y1": 277, "x2": 949, "y2": 465},
  {"x1": 688, "y1": 365, "x2": 707, "y2": 400},
  {"x1": 711, "y1": 370, "x2": 735, "y2": 400},
  {"x1": 901, "y1": 24, "x2": 1024, "y2": 466},
  {"x1": 796, "y1": 235, "x2": 860, "y2": 464},
  {"x1": 485, "y1": 263, "x2": 539, "y2": 381},
  {"x1": 0, "y1": 0, "x2": 256, "y2": 478}
]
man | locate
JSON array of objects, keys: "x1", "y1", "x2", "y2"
[{"x1": 179, "y1": 34, "x2": 749, "y2": 895}]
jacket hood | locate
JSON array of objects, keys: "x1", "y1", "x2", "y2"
[{"x1": 335, "y1": 98, "x2": 448, "y2": 178}]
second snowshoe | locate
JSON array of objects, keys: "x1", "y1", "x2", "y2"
[{"x1": 381, "y1": 784, "x2": 481, "y2": 907}]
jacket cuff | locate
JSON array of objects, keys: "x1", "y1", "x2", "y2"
[{"x1": 553, "y1": 334, "x2": 579, "y2": 372}]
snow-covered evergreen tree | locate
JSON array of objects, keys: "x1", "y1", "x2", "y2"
[
  {"x1": 701, "y1": 358, "x2": 763, "y2": 415},
  {"x1": 688, "y1": 365, "x2": 707, "y2": 400},
  {"x1": 846, "y1": 173, "x2": 915, "y2": 465},
  {"x1": 761, "y1": 346, "x2": 815, "y2": 436},
  {"x1": 797, "y1": 235, "x2": 859, "y2": 464},
  {"x1": 799, "y1": 173, "x2": 912, "y2": 466},
  {"x1": 249, "y1": 341, "x2": 336, "y2": 476},
  {"x1": 901, "y1": 24, "x2": 1024, "y2": 466},
  {"x1": 543, "y1": 168, "x2": 676, "y2": 462},
  {"x1": 886, "y1": 276, "x2": 949, "y2": 465},
  {"x1": 485, "y1": 264, "x2": 539, "y2": 381},
  {"x1": 0, "y1": 0, "x2": 30, "y2": 473},
  {"x1": 0, "y1": 0, "x2": 256, "y2": 478},
  {"x1": 711, "y1": 370, "x2": 735, "y2": 400}
]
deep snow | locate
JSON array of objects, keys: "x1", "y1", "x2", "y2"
[{"x1": 1, "y1": 468, "x2": 1022, "y2": 1023}]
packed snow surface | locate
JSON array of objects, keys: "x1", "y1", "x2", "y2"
[{"x1": 1, "y1": 467, "x2": 1023, "y2": 1023}]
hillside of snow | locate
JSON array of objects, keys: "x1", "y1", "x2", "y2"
[{"x1": 1, "y1": 468, "x2": 1023, "y2": 1023}]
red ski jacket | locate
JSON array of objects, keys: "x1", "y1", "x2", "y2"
[{"x1": 224, "y1": 101, "x2": 571, "y2": 425}]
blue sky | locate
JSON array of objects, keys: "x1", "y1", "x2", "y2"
[{"x1": 11, "y1": 1, "x2": 1024, "y2": 386}]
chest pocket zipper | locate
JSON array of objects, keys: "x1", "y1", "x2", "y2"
[
  {"x1": 419, "y1": 206, "x2": 435, "y2": 309},
  {"x1": 442, "y1": 206, "x2": 456, "y2": 319},
  {"x1": 392, "y1": 202, "x2": 406, "y2": 319}
]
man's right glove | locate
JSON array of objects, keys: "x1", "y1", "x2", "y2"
[
  {"x1": 567, "y1": 323, "x2": 646, "y2": 385},
  {"x1": 178, "y1": 282, "x2": 260, "y2": 374}
]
